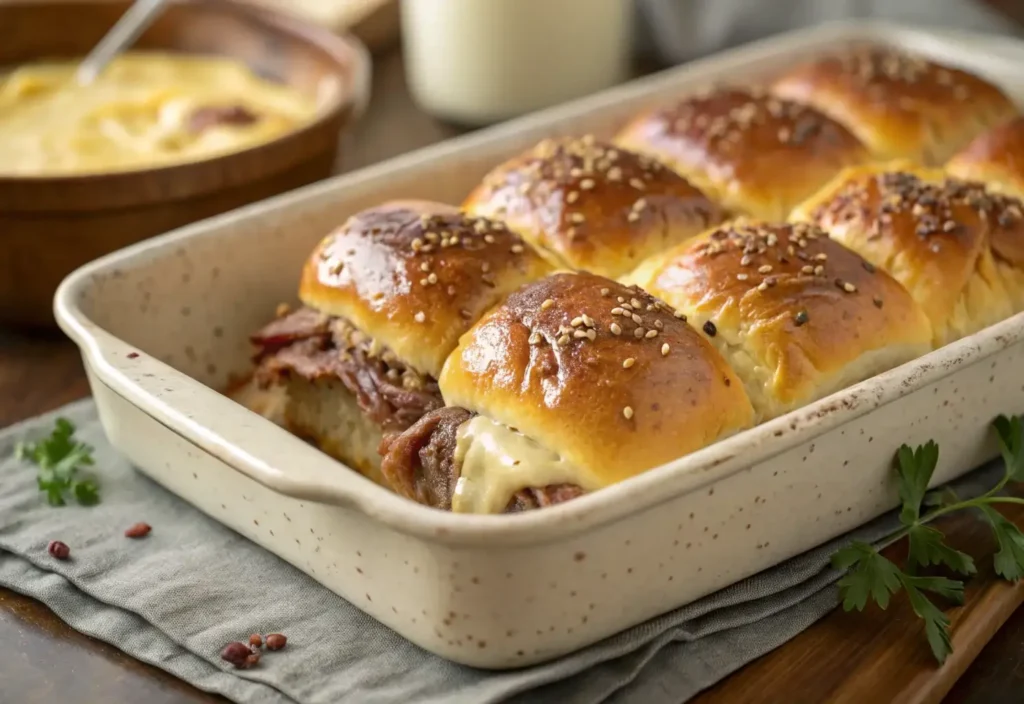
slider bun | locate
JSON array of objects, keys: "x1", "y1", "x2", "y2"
[
  {"x1": 772, "y1": 46, "x2": 1017, "y2": 164},
  {"x1": 628, "y1": 221, "x2": 932, "y2": 422},
  {"x1": 438, "y1": 271, "x2": 754, "y2": 488},
  {"x1": 613, "y1": 87, "x2": 870, "y2": 221},
  {"x1": 463, "y1": 136, "x2": 724, "y2": 278},
  {"x1": 946, "y1": 116, "x2": 1024, "y2": 200},
  {"x1": 791, "y1": 165, "x2": 1017, "y2": 346},
  {"x1": 300, "y1": 200, "x2": 552, "y2": 378}
]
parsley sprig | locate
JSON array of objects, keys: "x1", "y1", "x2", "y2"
[
  {"x1": 833, "y1": 415, "x2": 1024, "y2": 664},
  {"x1": 15, "y1": 418, "x2": 101, "y2": 506}
]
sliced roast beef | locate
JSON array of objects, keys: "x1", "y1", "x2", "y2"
[
  {"x1": 251, "y1": 307, "x2": 443, "y2": 432},
  {"x1": 378, "y1": 406, "x2": 585, "y2": 513}
]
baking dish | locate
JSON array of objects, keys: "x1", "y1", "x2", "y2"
[{"x1": 55, "y1": 21, "x2": 1024, "y2": 669}]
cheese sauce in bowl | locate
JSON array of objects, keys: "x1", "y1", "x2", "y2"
[{"x1": 0, "y1": 52, "x2": 320, "y2": 176}]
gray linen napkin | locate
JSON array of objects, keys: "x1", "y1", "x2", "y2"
[{"x1": 0, "y1": 400, "x2": 1005, "y2": 704}]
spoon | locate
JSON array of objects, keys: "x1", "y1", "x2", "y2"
[{"x1": 76, "y1": 0, "x2": 170, "y2": 85}]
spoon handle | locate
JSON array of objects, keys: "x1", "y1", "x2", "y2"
[{"x1": 77, "y1": 0, "x2": 170, "y2": 85}]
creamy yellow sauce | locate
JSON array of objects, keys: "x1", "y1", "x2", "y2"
[
  {"x1": 0, "y1": 52, "x2": 319, "y2": 175},
  {"x1": 451, "y1": 416, "x2": 600, "y2": 514}
]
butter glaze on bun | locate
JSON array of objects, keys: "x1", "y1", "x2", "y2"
[
  {"x1": 613, "y1": 87, "x2": 870, "y2": 221},
  {"x1": 438, "y1": 271, "x2": 754, "y2": 488},
  {"x1": 947, "y1": 116, "x2": 1024, "y2": 200},
  {"x1": 300, "y1": 200, "x2": 553, "y2": 378},
  {"x1": 772, "y1": 46, "x2": 1017, "y2": 164},
  {"x1": 791, "y1": 166, "x2": 1020, "y2": 345},
  {"x1": 463, "y1": 136, "x2": 725, "y2": 278},
  {"x1": 628, "y1": 221, "x2": 932, "y2": 421}
]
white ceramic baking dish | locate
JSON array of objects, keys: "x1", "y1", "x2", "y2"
[{"x1": 55, "y1": 21, "x2": 1024, "y2": 669}]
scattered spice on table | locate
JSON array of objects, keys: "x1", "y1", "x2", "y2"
[{"x1": 47, "y1": 540, "x2": 70, "y2": 560}]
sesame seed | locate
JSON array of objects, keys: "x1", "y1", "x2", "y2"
[
  {"x1": 628, "y1": 212, "x2": 640, "y2": 222},
  {"x1": 757, "y1": 281, "x2": 769, "y2": 292},
  {"x1": 411, "y1": 238, "x2": 424, "y2": 251},
  {"x1": 607, "y1": 167, "x2": 623, "y2": 181},
  {"x1": 601, "y1": 288, "x2": 610, "y2": 296},
  {"x1": 740, "y1": 255, "x2": 753, "y2": 266},
  {"x1": 420, "y1": 262, "x2": 430, "y2": 272},
  {"x1": 623, "y1": 357, "x2": 636, "y2": 369},
  {"x1": 419, "y1": 278, "x2": 428, "y2": 286},
  {"x1": 481, "y1": 262, "x2": 491, "y2": 273},
  {"x1": 617, "y1": 297, "x2": 626, "y2": 303},
  {"x1": 414, "y1": 312, "x2": 426, "y2": 323},
  {"x1": 814, "y1": 253, "x2": 828, "y2": 261},
  {"x1": 633, "y1": 198, "x2": 647, "y2": 211},
  {"x1": 582, "y1": 314, "x2": 595, "y2": 328},
  {"x1": 634, "y1": 327, "x2": 645, "y2": 338},
  {"x1": 529, "y1": 331, "x2": 542, "y2": 345},
  {"x1": 758, "y1": 264, "x2": 773, "y2": 274},
  {"x1": 571, "y1": 316, "x2": 585, "y2": 327},
  {"x1": 736, "y1": 273, "x2": 749, "y2": 281},
  {"x1": 661, "y1": 343, "x2": 670, "y2": 356},
  {"x1": 814, "y1": 265, "x2": 825, "y2": 276},
  {"x1": 427, "y1": 273, "x2": 438, "y2": 284},
  {"x1": 570, "y1": 213, "x2": 585, "y2": 224},
  {"x1": 567, "y1": 191, "x2": 579, "y2": 204},
  {"x1": 484, "y1": 235, "x2": 496, "y2": 244},
  {"x1": 674, "y1": 311, "x2": 687, "y2": 321},
  {"x1": 843, "y1": 282, "x2": 857, "y2": 293},
  {"x1": 629, "y1": 178, "x2": 646, "y2": 190},
  {"x1": 645, "y1": 329, "x2": 658, "y2": 339},
  {"x1": 631, "y1": 298, "x2": 642, "y2": 308},
  {"x1": 654, "y1": 320, "x2": 663, "y2": 329},
  {"x1": 801, "y1": 265, "x2": 814, "y2": 275},
  {"x1": 586, "y1": 329, "x2": 596, "y2": 340},
  {"x1": 610, "y1": 322, "x2": 622, "y2": 335},
  {"x1": 580, "y1": 179, "x2": 595, "y2": 190},
  {"x1": 573, "y1": 329, "x2": 589, "y2": 339},
  {"x1": 623, "y1": 406, "x2": 634, "y2": 420},
  {"x1": 622, "y1": 303, "x2": 633, "y2": 311},
  {"x1": 511, "y1": 244, "x2": 525, "y2": 254},
  {"x1": 631, "y1": 313, "x2": 643, "y2": 325},
  {"x1": 611, "y1": 307, "x2": 624, "y2": 316},
  {"x1": 541, "y1": 298, "x2": 555, "y2": 310},
  {"x1": 557, "y1": 334, "x2": 569, "y2": 346}
]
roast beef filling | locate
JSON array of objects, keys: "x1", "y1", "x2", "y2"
[
  {"x1": 378, "y1": 407, "x2": 585, "y2": 513},
  {"x1": 251, "y1": 307, "x2": 443, "y2": 432}
]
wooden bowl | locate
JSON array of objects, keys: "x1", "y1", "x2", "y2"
[{"x1": 0, "y1": 0, "x2": 371, "y2": 328}]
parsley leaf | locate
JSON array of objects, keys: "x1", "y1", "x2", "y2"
[
  {"x1": 907, "y1": 524, "x2": 976, "y2": 575},
  {"x1": 833, "y1": 542, "x2": 902, "y2": 611},
  {"x1": 899, "y1": 575, "x2": 957, "y2": 664},
  {"x1": 834, "y1": 417, "x2": 1024, "y2": 666},
  {"x1": 993, "y1": 415, "x2": 1024, "y2": 483},
  {"x1": 895, "y1": 441, "x2": 939, "y2": 525},
  {"x1": 15, "y1": 418, "x2": 101, "y2": 506},
  {"x1": 978, "y1": 505, "x2": 1024, "y2": 582}
]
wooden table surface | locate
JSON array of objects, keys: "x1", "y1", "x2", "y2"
[{"x1": 2, "y1": 49, "x2": 1024, "y2": 704}]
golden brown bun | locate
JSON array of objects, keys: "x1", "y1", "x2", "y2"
[
  {"x1": 300, "y1": 200, "x2": 552, "y2": 378},
  {"x1": 628, "y1": 221, "x2": 932, "y2": 422},
  {"x1": 463, "y1": 136, "x2": 725, "y2": 278},
  {"x1": 947, "y1": 116, "x2": 1024, "y2": 200},
  {"x1": 772, "y1": 46, "x2": 1017, "y2": 165},
  {"x1": 791, "y1": 165, "x2": 1018, "y2": 345},
  {"x1": 613, "y1": 87, "x2": 870, "y2": 221},
  {"x1": 439, "y1": 271, "x2": 754, "y2": 487}
]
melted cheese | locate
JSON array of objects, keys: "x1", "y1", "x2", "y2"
[
  {"x1": 0, "y1": 52, "x2": 319, "y2": 175},
  {"x1": 451, "y1": 416, "x2": 599, "y2": 514}
]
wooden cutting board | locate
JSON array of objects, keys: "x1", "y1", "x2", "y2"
[{"x1": 694, "y1": 489, "x2": 1024, "y2": 704}]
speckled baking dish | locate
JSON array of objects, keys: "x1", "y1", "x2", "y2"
[{"x1": 55, "y1": 21, "x2": 1024, "y2": 669}]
